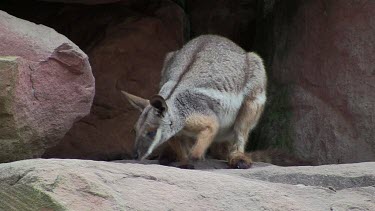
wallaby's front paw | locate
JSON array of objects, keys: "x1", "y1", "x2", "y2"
[
  {"x1": 189, "y1": 149, "x2": 205, "y2": 161},
  {"x1": 229, "y1": 152, "x2": 253, "y2": 169}
]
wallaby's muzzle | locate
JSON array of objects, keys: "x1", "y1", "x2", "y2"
[
  {"x1": 133, "y1": 137, "x2": 155, "y2": 161},
  {"x1": 134, "y1": 126, "x2": 168, "y2": 161},
  {"x1": 133, "y1": 145, "x2": 147, "y2": 161}
]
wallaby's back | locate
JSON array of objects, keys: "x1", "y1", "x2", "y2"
[{"x1": 159, "y1": 35, "x2": 262, "y2": 99}]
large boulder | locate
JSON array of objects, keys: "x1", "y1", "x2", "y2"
[
  {"x1": 0, "y1": 159, "x2": 374, "y2": 210},
  {"x1": 0, "y1": 11, "x2": 95, "y2": 163},
  {"x1": 43, "y1": 0, "x2": 186, "y2": 160},
  {"x1": 286, "y1": 1, "x2": 375, "y2": 164},
  {"x1": 254, "y1": 0, "x2": 375, "y2": 164}
]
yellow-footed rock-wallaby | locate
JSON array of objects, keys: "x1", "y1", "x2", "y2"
[{"x1": 122, "y1": 35, "x2": 276, "y2": 169}]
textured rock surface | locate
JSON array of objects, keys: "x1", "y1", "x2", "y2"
[
  {"x1": 254, "y1": 0, "x2": 375, "y2": 164},
  {"x1": 2, "y1": 0, "x2": 373, "y2": 165},
  {"x1": 0, "y1": 159, "x2": 374, "y2": 210},
  {"x1": 43, "y1": 0, "x2": 186, "y2": 160},
  {"x1": 186, "y1": 0, "x2": 257, "y2": 50},
  {"x1": 0, "y1": 11, "x2": 95, "y2": 163},
  {"x1": 284, "y1": 1, "x2": 375, "y2": 164}
]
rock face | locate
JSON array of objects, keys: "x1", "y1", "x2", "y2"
[
  {"x1": 0, "y1": 11, "x2": 95, "y2": 163},
  {"x1": 2, "y1": 0, "x2": 373, "y2": 165},
  {"x1": 286, "y1": 1, "x2": 375, "y2": 164},
  {"x1": 186, "y1": 0, "x2": 257, "y2": 50},
  {"x1": 0, "y1": 159, "x2": 374, "y2": 210},
  {"x1": 43, "y1": 0, "x2": 186, "y2": 160},
  {"x1": 254, "y1": 0, "x2": 375, "y2": 164}
]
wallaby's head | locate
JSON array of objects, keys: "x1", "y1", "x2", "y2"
[{"x1": 121, "y1": 91, "x2": 175, "y2": 160}]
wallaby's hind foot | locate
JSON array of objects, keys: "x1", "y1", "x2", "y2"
[{"x1": 228, "y1": 152, "x2": 253, "y2": 169}]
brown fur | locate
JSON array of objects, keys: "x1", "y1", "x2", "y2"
[
  {"x1": 225, "y1": 93, "x2": 265, "y2": 169},
  {"x1": 168, "y1": 137, "x2": 191, "y2": 164},
  {"x1": 158, "y1": 138, "x2": 197, "y2": 169},
  {"x1": 208, "y1": 142, "x2": 232, "y2": 160},
  {"x1": 233, "y1": 92, "x2": 265, "y2": 151},
  {"x1": 184, "y1": 115, "x2": 219, "y2": 160}
]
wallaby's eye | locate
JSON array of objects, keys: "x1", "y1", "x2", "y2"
[{"x1": 146, "y1": 131, "x2": 157, "y2": 139}]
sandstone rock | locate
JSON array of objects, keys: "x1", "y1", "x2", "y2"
[
  {"x1": 255, "y1": 0, "x2": 375, "y2": 164},
  {"x1": 0, "y1": 11, "x2": 95, "y2": 163},
  {"x1": 186, "y1": 0, "x2": 257, "y2": 50},
  {"x1": 43, "y1": 0, "x2": 185, "y2": 160},
  {"x1": 0, "y1": 159, "x2": 374, "y2": 210}
]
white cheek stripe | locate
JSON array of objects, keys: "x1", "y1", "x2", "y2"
[{"x1": 141, "y1": 128, "x2": 162, "y2": 160}]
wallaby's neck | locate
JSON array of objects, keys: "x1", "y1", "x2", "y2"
[{"x1": 166, "y1": 98, "x2": 185, "y2": 135}]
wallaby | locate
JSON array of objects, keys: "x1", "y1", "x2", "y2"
[{"x1": 122, "y1": 35, "x2": 267, "y2": 169}]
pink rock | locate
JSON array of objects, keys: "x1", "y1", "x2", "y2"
[
  {"x1": 0, "y1": 11, "x2": 95, "y2": 163},
  {"x1": 270, "y1": 1, "x2": 375, "y2": 164}
]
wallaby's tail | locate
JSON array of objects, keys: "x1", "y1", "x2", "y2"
[{"x1": 246, "y1": 149, "x2": 314, "y2": 166}]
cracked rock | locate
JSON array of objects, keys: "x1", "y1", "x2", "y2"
[
  {"x1": 0, "y1": 11, "x2": 95, "y2": 163},
  {"x1": 0, "y1": 159, "x2": 374, "y2": 210}
]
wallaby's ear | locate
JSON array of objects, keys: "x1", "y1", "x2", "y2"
[
  {"x1": 150, "y1": 95, "x2": 168, "y2": 116},
  {"x1": 121, "y1": 91, "x2": 149, "y2": 112}
]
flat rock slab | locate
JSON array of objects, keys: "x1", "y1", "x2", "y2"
[{"x1": 0, "y1": 159, "x2": 374, "y2": 210}]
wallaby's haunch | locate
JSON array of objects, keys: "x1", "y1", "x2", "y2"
[{"x1": 122, "y1": 35, "x2": 267, "y2": 169}]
